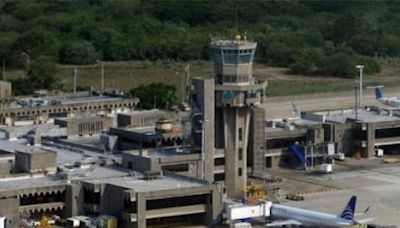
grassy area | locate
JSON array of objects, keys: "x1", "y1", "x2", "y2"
[
  {"x1": 3, "y1": 58, "x2": 400, "y2": 97},
  {"x1": 56, "y1": 61, "x2": 214, "y2": 96}
]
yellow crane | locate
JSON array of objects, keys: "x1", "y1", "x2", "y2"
[
  {"x1": 37, "y1": 216, "x2": 52, "y2": 228},
  {"x1": 242, "y1": 182, "x2": 267, "y2": 204}
]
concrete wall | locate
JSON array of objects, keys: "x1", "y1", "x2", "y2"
[
  {"x1": 101, "y1": 184, "x2": 125, "y2": 218},
  {"x1": 249, "y1": 107, "x2": 266, "y2": 176},
  {"x1": 55, "y1": 117, "x2": 113, "y2": 136},
  {"x1": 132, "y1": 184, "x2": 222, "y2": 228},
  {"x1": 332, "y1": 123, "x2": 355, "y2": 156},
  {"x1": 122, "y1": 152, "x2": 153, "y2": 172},
  {"x1": 0, "y1": 81, "x2": 12, "y2": 98},
  {"x1": 0, "y1": 161, "x2": 13, "y2": 175},
  {"x1": 15, "y1": 150, "x2": 57, "y2": 173},
  {"x1": 122, "y1": 152, "x2": 202, "y2": 178},
  {"x1": 117, "y1": 110, "x2": 176, "y2": 128},
  {"x1": 0, "y1": 195, "x2": 19, "y2": 227},
  {"x1": 193, "y1": 78, "x2": 215, "y2": 182}
]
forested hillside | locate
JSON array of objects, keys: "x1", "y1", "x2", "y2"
[{"x1": 1, "y1": 1, "x2": 400, "y2": 77}]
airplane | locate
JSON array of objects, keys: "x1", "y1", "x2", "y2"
[
  {"x1": 266, "y1": 196, "x2": 374, "y2": 227},
  {"x1": 373, "y1": 86, "x2": 400, "y2": 109}
]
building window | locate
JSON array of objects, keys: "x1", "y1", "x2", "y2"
[
  {"x1": 162, "y1": 164, "x2": 189, "y2": 172},
  {"x1": 238, "y1": 148, "x2": 243, "y2": 161},
  {"x1": 214, "y1": 173, "x2": 225, "y2": 181},
  {"x1": 238, "y1": 128, "x2": 243, "y2": 141},
  {"x1": 214, "y1": 158, "x2": 225, "y2": 166},
  {"x1": 238, "y1": 168, "x2": 242, "y2": 176}
]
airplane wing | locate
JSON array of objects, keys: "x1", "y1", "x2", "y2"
[
  {"x1": 355, "y1": 218, "x2": 376, "y2": 224},
  {"x1": 266, "y1": 219, "x2": 302, "y2": 227}
]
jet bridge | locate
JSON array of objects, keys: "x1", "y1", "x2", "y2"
[
  {"x1": 289, "y1": 143, "x2": 336, "y2": 169},
  {"x1": 225, "y1": 202, "x2": 272, "y2": 221}
]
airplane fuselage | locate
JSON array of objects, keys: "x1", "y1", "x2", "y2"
[
  {"x1": 271, "y1": 204, "x2": 353, "y2": 227},
  {"x1": 378, "y1": 97, "x2": 400, "y2": 108}
]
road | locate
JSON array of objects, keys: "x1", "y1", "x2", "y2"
[{"x1": 262, "y1": 87, "x2": 400, "y2": 119}]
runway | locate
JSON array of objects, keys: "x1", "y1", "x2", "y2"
[{"x1": 262, "y1": 87, "x2": 400, "y2": 119}]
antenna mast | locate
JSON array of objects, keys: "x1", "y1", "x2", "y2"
[{"x1": 235, "y1": 7, "x2": 239, "y2": 36}]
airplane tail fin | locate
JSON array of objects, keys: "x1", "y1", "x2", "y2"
[
  {"x1": 340, "y1": 196, "x2": 356, "y2": 220},
  {"x1": 375, "y1": 87, "x2": 383, "y2": 99}
]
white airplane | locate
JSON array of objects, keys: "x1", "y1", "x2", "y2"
[
  {"x1": 374, "y1": 86, "x2": 400, "y2": 108},
  {"x1": 266, "y1": 196, "x2": 374, "y2": 227}
]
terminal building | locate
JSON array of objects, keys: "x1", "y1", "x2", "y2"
[
  {"x1": 0, "y1": 90, "x2": 139, "y2": 126},
  {"x1": 0, "y1": 140, "x2": 222, "y2": 228},
  {"x1": 260, "y1": 108, "x2": 400, "y2": 170}
]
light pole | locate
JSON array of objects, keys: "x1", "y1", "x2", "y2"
[
  {"x1": 356, "y1": 65, "x2": 364, "y2": 108},
  {"x1": 354, "y1": 84, "x2": 358, "y2": 121},
  {"x1": 21, "y1": 52, "x2": 30, "y2": 77},
  {"x1": 199, "y1": 119, "x2": 209, "y2": 180}
]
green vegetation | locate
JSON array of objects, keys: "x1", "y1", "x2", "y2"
[
  {"x1": 1, "y1": 1, "x2": 400, "y2": 78},
  {"x1": 2, "y1": 1, "x2": 400, "y2": 96},
  {"x1": 129, "y1": 83, "x2": 178, "y2": 109},
  {"x1": 11, "y1": 56, "x2": 60, "y2": 95}
]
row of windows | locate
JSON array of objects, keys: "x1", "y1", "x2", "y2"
[
  {"x1": 211, "y1": 48, "x2": 254, "y2": 64},
  {"x1": 78, "y1": 121, "x2": 104, "y2": 134},
  {"x1": 223, "y1": 53, "x2": 253, "y2": 64},
  {"x1": 222, "y1": 49, "x2": 253, "y2": 54},
  {"x1": 140, "y1": 115, "x2": 164, "y2": 125}
]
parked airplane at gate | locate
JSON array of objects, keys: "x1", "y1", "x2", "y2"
[
  {"x1": 266, "y1": 196, "x2": 374, "y2": 227},
  {"x1": 374, "y1": 87, "x2": 400, "y2": 108}
]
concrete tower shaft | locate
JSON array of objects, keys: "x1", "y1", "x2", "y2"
[{"x1": 210, "y1": 38, "x2": 267, "y2": 198}]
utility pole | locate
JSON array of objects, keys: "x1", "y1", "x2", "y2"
[
  {"x1": 2, "y1": 58, "x2": 5, "y2": 81},
  {"x1": 21, "y1": 52, "x2": 29, "y2": 77},
  {"x1": 101, "y1": 62, "x2": 105, "y2": 92},
  {"x1": 185, "y1": 64, "x2": 190, "y2": 102},
  {"x1": 72, "y1": 66, "x2": 77, "y2": 94},
  {"x1": 181, "y1": 69, "x2": 184, "y2": 103}
]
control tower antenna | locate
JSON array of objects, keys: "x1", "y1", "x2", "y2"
[{"x1": 235, "y1": 6, "x2": 239, "y2": 36}]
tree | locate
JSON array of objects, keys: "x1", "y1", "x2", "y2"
[
  {"x1": 28, "y1": 56, "x2": 57, "y2": 89},
  {"x1": 130, "y1": 83, "x2": 178, "y2": 110},
  {"x1": 60, "y1": 40, "x2": 97, "y2": 64},
  {"x1": 317, "y1": 52, "x2": 357, "y2": 77},
  {"x1": 10, "y1": 78, "x2": 36, "y2": 96}
]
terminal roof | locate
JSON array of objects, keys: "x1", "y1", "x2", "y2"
[{"x1": 87, "y1": 175, "x2": 203, "y2": 192}]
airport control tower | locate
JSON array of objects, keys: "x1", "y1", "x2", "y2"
[{"x1": 210, "y1": 35, "x2": 268, "y2": 198}]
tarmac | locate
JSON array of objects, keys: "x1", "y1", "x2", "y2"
[{"x1": 268, "y1": 158, "x2": 400, "y2": 226}]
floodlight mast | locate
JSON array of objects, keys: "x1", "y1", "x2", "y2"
[{"x1": 356, "y1": 65, "x2": 364, "y2": 108}]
